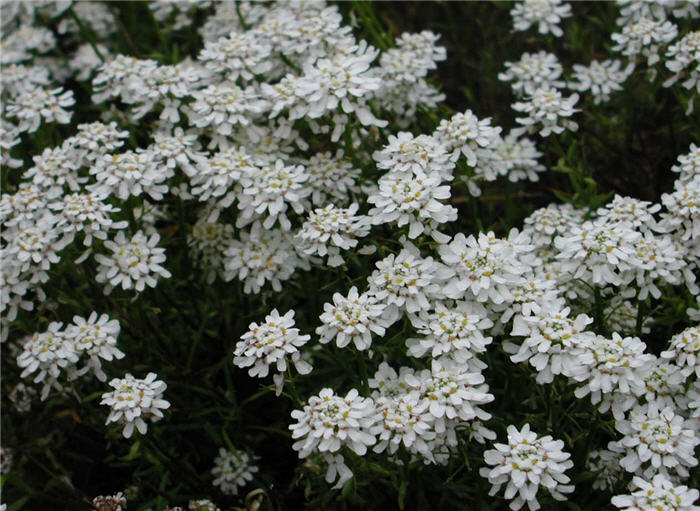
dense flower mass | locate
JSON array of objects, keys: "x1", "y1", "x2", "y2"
[{"x1": 3, "y1": 1, "x2": 700, "y2": 509}]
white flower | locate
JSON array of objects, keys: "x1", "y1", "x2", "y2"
[
  {"x1": 587, "y1": 449, "x2": 624, "y2": 491},
  {"x1": 0, "y1": 447, "x2": 12, "y2": 476},
  {"x1": 149, "y1": 127, "x2": 206, "y2": 177},
  {"x1": 611, "y1": 402, "x2": 699, "y2": 479},
  {"x1": 68, "y1": 121, "x2": 129, "y2": 162},
  {"x1": 16, "y1": 322, "x2": 79, "y2": 400},
  {"x1": 367, "y1": 170, "x2": 457, "y2": 241},
  {"x1": 23, "y1": 144, "x2": 84, "y2": 198},
  {"x1": 513, "y1": 86, "x2": 579, "y2": 137},
  {"x1": 236, "y1": 159, "x2": 310, "y2": 230},
  {"x1": 641, "y1": 358, "x2": 686, "y2": 409},
  {"x1": 101, "y1": 372, "x2": 170, "y2": 438},
  {"x1": 509, "y1": 307, "x2": 595, "y2": 383},
  {"x1": 66, "y1": 312, "x2": 125, "y2": 382},
  {"x1": 569, "y1": 59, "x2": 634, "y2": 104},
  {"x1": 3, "y1": 215, "x2": 71, "y2": 284},
  {"x1": 6, "y1": 87, "x2": 74, "y2": 133},
  {"x1": 438, "y1": 232, "x2": 530, "y2": 304},
  {"x1": 304, "y1": 151, "x2": 361, "y2": 206},
  {"x1": 406, "y1": 301, "x2": 493, "y2": 363},
  {"x1": 373, "y1": 132, "x2": 454, "y2": 179},
  {"x1": 494, "y1": 130, "x2": 546, "y2": 183},
  {"x1": 523, "y1": 203, "x2": 585, "y2": 246},
  {"x1": 211, "y1": 448, "x2": 259, "y2": 496},
  {"x1": 574, "y1": 333, "x2": 654, "y2": 419},
  {"x1": 370, "y1": 388, "x2": 435, "y2": 460},
  {"x1": 0, "y1": 63, "x2": 50, "y2": 96},
  {"x1": 198, "y1": 30, "x2": 272, "y2": 82},
  {"x1": 189, "y1": 146, "x2": 254, "y2": 208},
  {"x1": 296, "y1": 203, "x2": 370, "y2": 267},
  {"x1": 90, "y1": 151, "x2": 169, "y2": 201},
  {"x1": 661, "y1": 326, "x2": 700, "y2": 378},
  {"x1": 289, "y1": 387, "x2": 377, "y2": 458},
  {"x1": 671, "y1": 144, "x2": 700, "y2": 186},
  {"x1": 188, "y1": 215, "x2": 234, "y2": 284},
  {"x1": 434, "y1": 110, "x2": 501, "y2": 167},
  {"x1": 234, "y1": 309, "x2": 311, "y2": 381},
  {"x1": 95, "y1": 231, "x2": 172, "y2": 294},
  {"x1": 51, "y1": 191, "x2": 128, "y2": 247},
  {"x1": 597, "y1": 195, "x2": 661, "y2": 231},
  {"x1": 664, "y1": 30, "x2": 700, "y2": 93},
  {"x1": 92, "y1": 55, "x2": 159, "y2": 103},
  {"x1": 322, "y1": 453, "x2": 354, "y2": 489},
  {"x1": 293, "y1": 41, "x2": 385, "y2": 126},
  {"x1": 223, "y1": 222, "x2": 302, "y2": 294},
  {"x1": 409, "y1": 358, "x2": 494, "y2": 429},
  {"x1": 612, "y1": 18, "x2": 678, "y2": 67},
  {"x1": 367, "y1": 244, "x2": 441, "y2": 314},
  {"x1": 612, "y1": 474, "x2": 700, "y2": 510},
  {"x1": 480, "y1": 424, "x2": 574, "y2": 511},
  {"x1": 188, "y1": 84, "x2": 267, "y2": 134},
  {"x1": 661, "y1": 179, "x2": 700, "y2": 242},
  {"x1": 510, "y1": 0, "x2": 572, "y2": 37},
  {"x1": 554, "y1": 219, "x2": 642, "y2": 286},
  {"x1": 499, "y1": 51, "x2": 564, "y2": 97},
  {"x1": 623, "y1": 233, "x2": 695, "y2": 300},
  {"x1": 317, "y1": 286, "x2": 396, "y2": 351}
]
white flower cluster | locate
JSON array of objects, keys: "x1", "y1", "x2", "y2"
[
  {"x1": 233, "y1": 309, "x2": 312, "y2": 395},
  {"x1": 17, "y1": 313, "x2": 125, "y2": 399},
  {"x1": 211, "y1": 447, "x2": 259, "y2": 496},
  {"x1": 612, "y1": 474, "x2": 700, "y2": 510},
  {"x1": 480, "y1": 424, "x2": 574, "y2": 511},
  {"x1": 100, "y1": 372, "x2": 170, "y2": 438}
]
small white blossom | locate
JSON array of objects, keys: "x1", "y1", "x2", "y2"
[
  {"x1": 480, "y1": 423, "x2": 574, "y2": 511},
  {"x1": 610, "y1": 402, "x2": 699, "y2": 479},
  {"x1": 317, "y1": 286, "x2": 396, "y2": 351},
  {"x1": 612, "y1": 474, "x2": 700, "y2": 510},
  {"x1": 367, "y1": 170, "x2": 456, "y2": 241},
  {"x1": 223, "y1": 222, "x2": 302, "y2": 294},
  {"x1": 499, "y1": 51, "x2": 564, "y2": 97},
  {"x1": 236, "y1": 159, "x2": 310, "y2": 231},
  {"x1": 95, "y1": 231, "x2": 172, "y2": 294},
  {"x1": 17, "y1": 322, "x2": 78, "y2": 400},
  {"x1": 367, "y1": 244, "x2": 441, "y2": 314},
  {"x1": 90, "y1": 151, "x2": 169, "y2": 201},
  {"x1": 510, "y1": 0, "x2": 572, "y2": 37},
  {"x1": 569, "y1": 59, "x2": 634, "y2": 104},
  {"x1": 406, "y1": 301, "x2": 493, "y2": 363},
  {"x1": 513, "y1": 86, "x2": 579, "y2": 137},
  {"x1": 296, "y1": 203, "x2": 370, "y2": 267},
  {"x1": 234, "y1": 309, "x2": 311, "y2": 381},
  {"x1": 574, "y1": 333, "x2": 655, "y2": 419},
  {"x1": 6, "y1": 87, "x2": 74, "y2": 133},
  {"x1": 661, "y1": 326, "x2": 700, "y2": 378},
  {"x1": 211, "y1": 448, "x2": 258, "y2": 496},
  {"x1": 587, "y1": 449, "x2": 625, "y2": 491},
  {"x1": 66, "y1": 312, "x2": 125, "y2": 382},
  {"x1": 101, "y1": 372, "x2": 170, "y2": 438},
  {"x1": 612, "y1": 18, "x2": 678, "y2": 67},
  {"x1": 289, "y1": 387, "x2": 377, "y2": 458}
]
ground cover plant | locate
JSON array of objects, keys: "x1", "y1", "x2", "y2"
[{"x1": 1, "y1": 1, "x2": 700, "y2": 510}]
